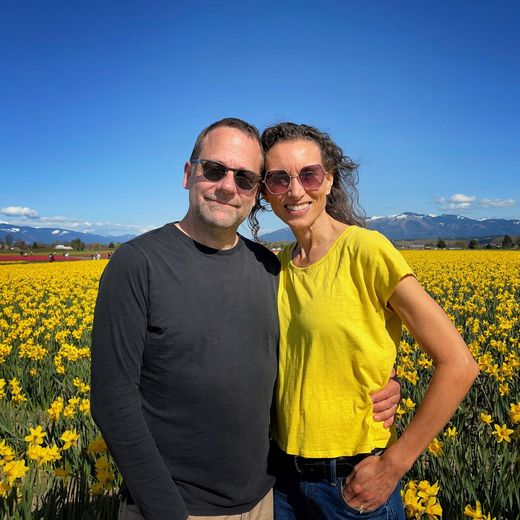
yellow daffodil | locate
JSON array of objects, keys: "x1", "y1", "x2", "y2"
[
  {"x1": 427, "y1": 437, "x2": 444, "y2": 456},
  {"x1": 0, "y1": 480, "x2": 12, "y2": 498},
  {"x1": 24, "y1": 425, "x2": 47, "y2": 446},
  {"x1": 90, "y1": 481, "x2": 104, "y2": 495},
  {"x1": 87, "y1": 436, "x2": 108, "y2": 454},
  {"x1": 47, "y1": 396, "x2": 64, "y2": 421},
  {"x1": 60, "y1": 429, "x2": 80, "y2": 450},
  {"x1": 509, "y1": 403, "x2": 520, "y2": 424},
  {"x1": 491, "y1": 423, "x2": 513, "y2": 443},
  {"x1": 402, "y1": 397, "x2": 416, "y2": 411},
  {"x1": 423, "y1": 496, "x2": 443, "y2": 517},
  {"x1": 479, "y1": 412, "x2": 492, "y2": 425},
  {"x1": 417, "y1": 480, "x2": 440, "y2": 498},
  {"x1": 444, "y1": 426, "x2": 457, "y2": 438},
  {"x1": 54, "y1": 466, "x2": 72, "y2": 479},
  {"x1": 27, "y1": 444, "x2": 62, "y2": 464},
  {"x1": 2, "y1": 459, "x2": 29, "y2": 485},
  {"x1": 498, "y1": 383, "x2": 509, "y2": 397},
  {"x1": 79, "y1": 398, "x2": 90, "y2": 415},
  {"x1": 464, "y1": 500, "x2": 496, "y2": 519},
  {"x1": 0, "y1": 441, "x2": 16, "y2": 465}
]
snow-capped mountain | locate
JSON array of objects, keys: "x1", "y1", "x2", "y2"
[
  {"x1": 260, "y1": 213, "x2": 520, "y2": 242},
  {"x1": 0, "y1": 223, "x2": 136, "y2": 245}
]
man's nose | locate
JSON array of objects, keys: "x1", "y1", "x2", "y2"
[{"x1": 216, "y1": 171, "x2": 238, "y2": 193}]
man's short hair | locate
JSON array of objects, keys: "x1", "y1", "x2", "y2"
[{"x1": 189, "y1": 118, "x2": 262, "y2": 161}]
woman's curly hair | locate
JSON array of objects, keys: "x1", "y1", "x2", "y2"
[{"x1": 248, "y1": 122, "x2": 365, "y2": 239}]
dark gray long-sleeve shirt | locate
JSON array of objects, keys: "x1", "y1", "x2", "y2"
[{"x1": 91, "y1": 223, "x2": 279, "y2": 520}]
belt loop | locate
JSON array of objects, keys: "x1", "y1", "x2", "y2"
[{"x1": 330, "y1": 458, "x2": 337, "y2": 484}]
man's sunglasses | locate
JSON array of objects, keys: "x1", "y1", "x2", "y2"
[
  {"x1": 191, "y1": 159, "x2": 261, "y2": 192},
  {"x1": 263, "y1": 164, "x2": 327, "y2": 195}
]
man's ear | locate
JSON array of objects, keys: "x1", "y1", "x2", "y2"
[{"x1": 183, "y1": 161, "x2": 192, "y2": 189}]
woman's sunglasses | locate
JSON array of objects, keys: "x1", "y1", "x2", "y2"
[
  {"x1": 263, "y1": 164, "x2": 327, "y2": 195},
  {"x1": 191, "y1": 159, "x2": 261, "y2": 192}
]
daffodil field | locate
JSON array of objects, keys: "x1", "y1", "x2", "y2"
[
  {"x1": 0, "y1": 261, "x2": 116, "y2": 519},
  {"x1": 396, "y1": 251, "x2": 519, "y2": 520},
  {"x1": 0, "y1": 251, "x2": 519, "y2": 519}
]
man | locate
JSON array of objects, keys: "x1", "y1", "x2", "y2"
[{"x1": 91, "y1": 118, "x2": 399, "y2": 520}]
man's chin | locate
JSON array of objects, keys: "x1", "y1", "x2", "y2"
[{"x1": 198, "y1": 209, "x2": 247, "y2": 231}]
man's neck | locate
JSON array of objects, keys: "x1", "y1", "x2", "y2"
[{"x1": 176, "y1": 218, "x2": 239, "y2": 250}]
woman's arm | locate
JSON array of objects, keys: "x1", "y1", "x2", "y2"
[{"x1": 343, "y1": 275, "x2": 479, "y2": 512}]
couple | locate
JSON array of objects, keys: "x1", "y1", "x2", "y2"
[{"x1": 91, "y1": 118, "x2": 478, "y2": 520}]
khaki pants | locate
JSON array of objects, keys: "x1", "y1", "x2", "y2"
[{"x1": 119, "y1": 489, "x2": 273, "y2": 520}]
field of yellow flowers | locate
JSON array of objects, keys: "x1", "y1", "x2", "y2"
[{"x1": 0, "y1": 251, "x2": 518, "y2": 519}]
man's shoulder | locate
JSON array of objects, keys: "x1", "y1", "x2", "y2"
[
  {"x1": 239, "y1": 235, "x2": 281, "y2": 275},
  {"x1": 126, "y1": 223, "x2": 175, "y2": 247},
  {"x1": 107, "y1": 224, "x2": 178, "y2": 267},
  {"x1": 119, "y1": 223, "x2": 183, "y2": 255}
]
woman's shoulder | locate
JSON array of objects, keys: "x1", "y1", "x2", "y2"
[
  {"x1": 278, "y1": 242, "x2": 297, "y2": 265},
  {"x1": 343, "y1": 227, "x2": 412, "y2": 281},
  {"x1": 342, "y1": 226, "x2": 396, "y2": 255}
]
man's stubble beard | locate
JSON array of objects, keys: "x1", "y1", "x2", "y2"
[{"x1": 194, "y1": 199, "x2": 251, "y2": 232}]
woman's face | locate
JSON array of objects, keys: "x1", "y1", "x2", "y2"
[{"x1": 264, "y1": 139, "x2": 333, "y2": 232}]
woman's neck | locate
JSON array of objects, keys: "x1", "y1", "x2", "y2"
[{"x1": 291, "y1": 217, "x2": 349, "y2": 267}]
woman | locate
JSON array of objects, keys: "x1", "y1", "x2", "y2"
[{"x1": 250, "y1": 123, "x2": 478, "y2": 519}]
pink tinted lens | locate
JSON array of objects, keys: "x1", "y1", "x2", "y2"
[
  {"x1": 298, "y1": 165, "x2": 325, "y2": 190},
  {"x1": 265, "y1": 164, "x2": 326, "y2": 193}
]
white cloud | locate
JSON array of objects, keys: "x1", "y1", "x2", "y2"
[
  {"x1": 446, "y1": 202, "x2": 472, "y2": 209},
  {"x1": 0, "y1": 206, "x2": 153, "y2": 237},
  {"x1": 450, "y1": 194, "x2": 476, "y2": 203},
  {"x1": 434, "y1": 193, "x2": 518, "y2": 214},
  {"x1": 0, "y1": 206, "x2": 39, "y2": 218},
  {"x1": 33, "y1": 216, "x2": 154, "y2": 236},
  {"x1": 435, "y1": 193, "x2": 476, "y2": 210},
  {"x1": 480, "y1": 198, "x2": 516, "y2": 208}
]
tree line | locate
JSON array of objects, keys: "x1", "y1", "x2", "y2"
[
  {"x1": 0, "y1": 234, "x2": 118, "y2": 252},
  {"x1": 263, "y1": 235, "x2": 520, "y2": 251}
]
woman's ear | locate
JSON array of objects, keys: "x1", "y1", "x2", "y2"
[{"x1": 325, "y1": 173, "x2": 334, "y2": 195}]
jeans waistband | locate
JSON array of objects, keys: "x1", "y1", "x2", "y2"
[{"x1": 273, "y1": 445, "x2": 384, "y2": 481}]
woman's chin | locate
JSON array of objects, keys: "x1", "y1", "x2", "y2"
[{"x1": 285, "y1": 218, "x2": 309, "y2": 232}]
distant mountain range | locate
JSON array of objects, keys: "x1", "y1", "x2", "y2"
[
  {"x1": 0, "y1": 223, "x2": 135, "y2": 245},
  {"x1": 260, "y1": 213, "x2": 520, "y2": 242},
  {"x1": 2, "y1": 213, "x2": 519, "y2": 245}
]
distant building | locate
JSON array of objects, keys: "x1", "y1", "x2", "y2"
[{"x1": 55, "y1": 244, "x2": 73, "y2": 250}]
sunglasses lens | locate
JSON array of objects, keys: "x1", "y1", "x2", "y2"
[
  {"x1": 265, "y1": 171, "x2": 290, "y2": 194},
  {"x1": 198, "y1": 160, "x2": 259, "y2": 191},
  {"x1": 235, "y1": 171, "x2": 259, "y2": 191},
  {"x1": 265, "y1": 165, "x2": 325, "y2": 194},
  {"x1": 299, "y1": 166, "x2": 325, "y2": 190},
  {"x1": 201, "y1": 161, "x2": 227, "y2": 182}
]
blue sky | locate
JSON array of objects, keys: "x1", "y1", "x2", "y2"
[{"x1": 2, "y1": 0, "x2": 519, "y2": 237}]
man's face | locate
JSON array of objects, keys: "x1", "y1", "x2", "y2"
[{"x1": 184, "y1": 126, "x2": 263, "y2": 232}]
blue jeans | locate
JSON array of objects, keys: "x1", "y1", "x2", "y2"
[{"x1": 274, "y1": 466, "x2": 405, "y2": 520}]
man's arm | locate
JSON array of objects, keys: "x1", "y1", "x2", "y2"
[
  {"x1": 91, "y1": 244, "x2": 188, "y2": 520},
  {"x1": 371, "y1": 370, "x2": 400, "y2": 428}
]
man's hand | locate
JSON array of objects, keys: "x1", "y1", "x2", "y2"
[{"x1": 370, "y1": 371, "x2": 400, "y2": 428}]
